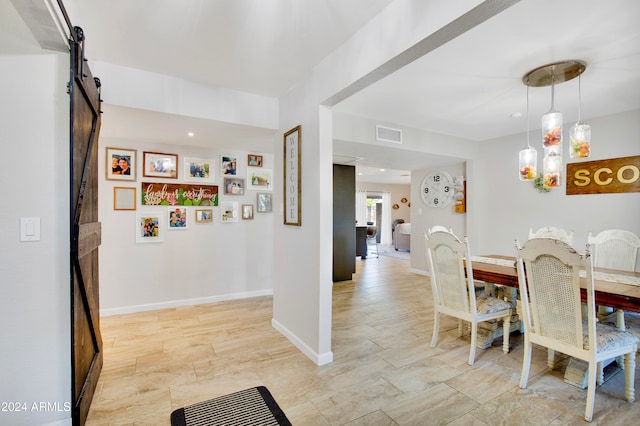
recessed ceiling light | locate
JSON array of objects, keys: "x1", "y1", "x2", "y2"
[
  {"x1": 380, "y1": 168, "x2": 386, "y2": 172},
  {"x1": 187, "y1": 132, "x2": 195, "y2": 137},
  {"x1": 510, "y1": 112, "x2": 522, "y2": 118}
]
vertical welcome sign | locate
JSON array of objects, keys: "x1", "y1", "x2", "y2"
[{"x1": 283, "y1": 125, "x2": 301, "y2": 226}]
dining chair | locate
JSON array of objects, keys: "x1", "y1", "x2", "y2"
[
  {"x1": 588, "y1": 229, "x2": 640, "y2": 368},
  {"x1": 425, "y1": 228, "x2": 512, "y2": 365},
  {"x1": 515, "y1": 238, "x2": 639, "y2": 422},
  {"x1": 528, "y1": 226, "x2": 574, "y2": 245}
]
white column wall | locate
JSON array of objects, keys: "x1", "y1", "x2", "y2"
[{"x1": 0, "y1": 54, "x2": 72, "y2": 426}]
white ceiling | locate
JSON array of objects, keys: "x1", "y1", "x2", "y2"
[{"x1": 5, "y1": 0, "x2": 640, "y2": 184}]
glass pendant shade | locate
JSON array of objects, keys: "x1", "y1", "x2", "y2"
[
  {"x1": 519, "y1": 147, "x2": 537, "y2": 181},
  {"x1": 542, "y1": 110, "x2": 562, "y2": 154},
  {"x1": 543, "y1": 154, "x2": 562, "y2": 188},
  {"x1": 570, "y1": 121, "x2": 591, "y2": 158}
]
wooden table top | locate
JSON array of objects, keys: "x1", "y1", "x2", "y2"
[{"x1": 467, "y1": 255, "x2": 640, "y2": 314}]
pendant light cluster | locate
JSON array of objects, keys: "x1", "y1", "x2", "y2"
[{"x1": 519, "y1": 60, "x2": 590, "y2": 188}]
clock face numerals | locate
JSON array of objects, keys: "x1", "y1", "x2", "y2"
[{"x1": 421, "y1": 171, "x2": 454, "y2": 208}]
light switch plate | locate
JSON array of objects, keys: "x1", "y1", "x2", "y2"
[{"x1": 20, "y1": 217, "x2": 41, "y2": 242}]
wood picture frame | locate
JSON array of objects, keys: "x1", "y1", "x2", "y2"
[
  {"x1": 242, "y1": 204, "x2": 254, "y2": 220},
  {"x1": 195, "y1": 209, "x2": 213, "y2": 223},
  {"x1": 183, "y1": 157, "x2": 214, "y2": 182},
  {"x1": 256, "y1": 193, "x2": 272, "y2": 213},
  {"x1": 143, "y1": 151, "x2": 178, "y2": 178},
  {"x1": 106, "y1": 147, "x2": 136, "y2": 181},
  {"x1": 283, "y1": 125, "x2": 301, "y2": 225},
  {"x1": 248, "y1": 154, "x2": 263, "y2": 167},
  {"x1": 113, "y1": 186, "x2": 136, "y2": 210},
  {"x1": 136, "y1": 213, "x2": 163, "y2": 243}
]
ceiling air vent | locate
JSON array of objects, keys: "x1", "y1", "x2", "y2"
[{"x1": 376, "y1": 125, "x2": 402, "y2": 144}]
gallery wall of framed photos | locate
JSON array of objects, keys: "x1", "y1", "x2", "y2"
[
  {"x1": 103, "y1": 143, "x2": 275, "y2": 244},
  {"x1": 99, "y1": 139, "x2": 277, "y2": 314}
]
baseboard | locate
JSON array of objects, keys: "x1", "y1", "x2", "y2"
[
  {"x1": 410, "y1": 267, "x2": 429, "y2": 276},
  {"x1": 100, "y1": 289, "x2": 274, "y2": 316},
  {"x1": 271, "y1": 318, "x2": 334, "y2": 366}
]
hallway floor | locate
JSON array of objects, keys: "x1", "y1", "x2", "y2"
[{"x1": 87, "y1": 256, "x2": 639, "y2": 425}]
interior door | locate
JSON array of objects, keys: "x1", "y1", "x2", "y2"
[{"x1": 69, "y1": 26, "x2": 103, "y2": 425}]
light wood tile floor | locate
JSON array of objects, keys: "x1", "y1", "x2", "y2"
[{"x1": 87, "y1": 255, "x2": 640, "y2": 425}]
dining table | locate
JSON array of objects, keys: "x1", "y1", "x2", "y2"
[
  {"x1": 466, "y1": 254, "x2": 640, "y2": 389},
  {"x1": 467, "y1": 255, "x2": 640, "y2": 314}
]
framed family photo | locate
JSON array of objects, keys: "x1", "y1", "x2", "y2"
[
  {"x1": 106, "y1": 147, "x2": 136, "y2": 181},
  {"x1": 220, "y1": 201, "x2": 238, "y2": 223},
  {"x1": 167, "y1": 207, "x2": 188, "y2": 229},
  {"x1": 184, "y1": 157, "x2": 214, "y2": 182},
  {"x1": 247, "y1": 168, "x2": 272, "y2": 190},
  {"x1": 223, "y1": 177, "x2": 245, "y2": 195},
  {"x1": 143, "y1": 151, "x2": 178, "y2": 178},
  {"x1": 248, "y1": 154, "x2": 263, "y2": 167},
  {"x1": 136, "y1": 213, "x2": 163, "y2": 243},
  {"x1": 221, "y1": 155, "x2": 238, "y2": 176}
]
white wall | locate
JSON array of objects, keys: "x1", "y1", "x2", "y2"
[
  {"x1": 0, "y1": 54, "x2": 72, "y2": 426},
  {"x1": 98, "y1": 139, "x2": 275, "y2": 314},
  {"x1": 410, "y1": 163, "x2": 469, "y2": 272}
]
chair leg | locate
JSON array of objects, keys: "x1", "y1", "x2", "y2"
[
  {"x1": 458, "y1": 319, "x2": 464, "y2": 336},
  {"x1": 597, "y1": 361, "x2": 604, "y2": 385},
  {"x1": 519, "y1": 337, "x2": 532, "y2": 388},
  {"x1": 585, "y1": 361, "x2": 597, "y2": 422},
  {"x1": 468, "y1": 322, "x2": 478, "y2": 365},
  {"x1": 624, "y1": 351, "x2": 636, "y2": 403},
  {"x1": 431, "y1": 312, "x2": 440, "y2": 348}
]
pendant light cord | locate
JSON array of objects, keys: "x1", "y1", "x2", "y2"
[
  {"x1": 526, "y1": 85, "x2": 531, "y2": 148},
  {"x1": 577, "y1": 72, "x2": 583, "y2": 122}
]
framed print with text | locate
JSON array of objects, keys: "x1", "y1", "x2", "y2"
[{"x1": 283, "y1": 125, "x2": 301, "y2": 225}]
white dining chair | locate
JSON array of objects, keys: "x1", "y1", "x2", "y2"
[
  {"x1": 528, "y1": 226, "x2": 574, "y2": 245},
  {"x1": 425, "y1": 228, "x2": 512, "y2": 365},
  {"x1": 516, "y1": 238, "x2": 639, "y2": 422},
  {"x1": 588, "y1": 229, "x2": 640, "y2": 368}
]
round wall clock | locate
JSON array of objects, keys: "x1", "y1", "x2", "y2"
[{"x1": 420, "y1": 170, "x2": 454, "y2": 208}]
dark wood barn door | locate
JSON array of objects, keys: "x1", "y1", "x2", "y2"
[{"x1": 69, "y1": 26, "x2": 103, "y2": 425}]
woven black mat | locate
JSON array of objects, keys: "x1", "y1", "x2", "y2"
[{"x1": 170, "y1": 386, "x2": 292, "y2": 426}]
